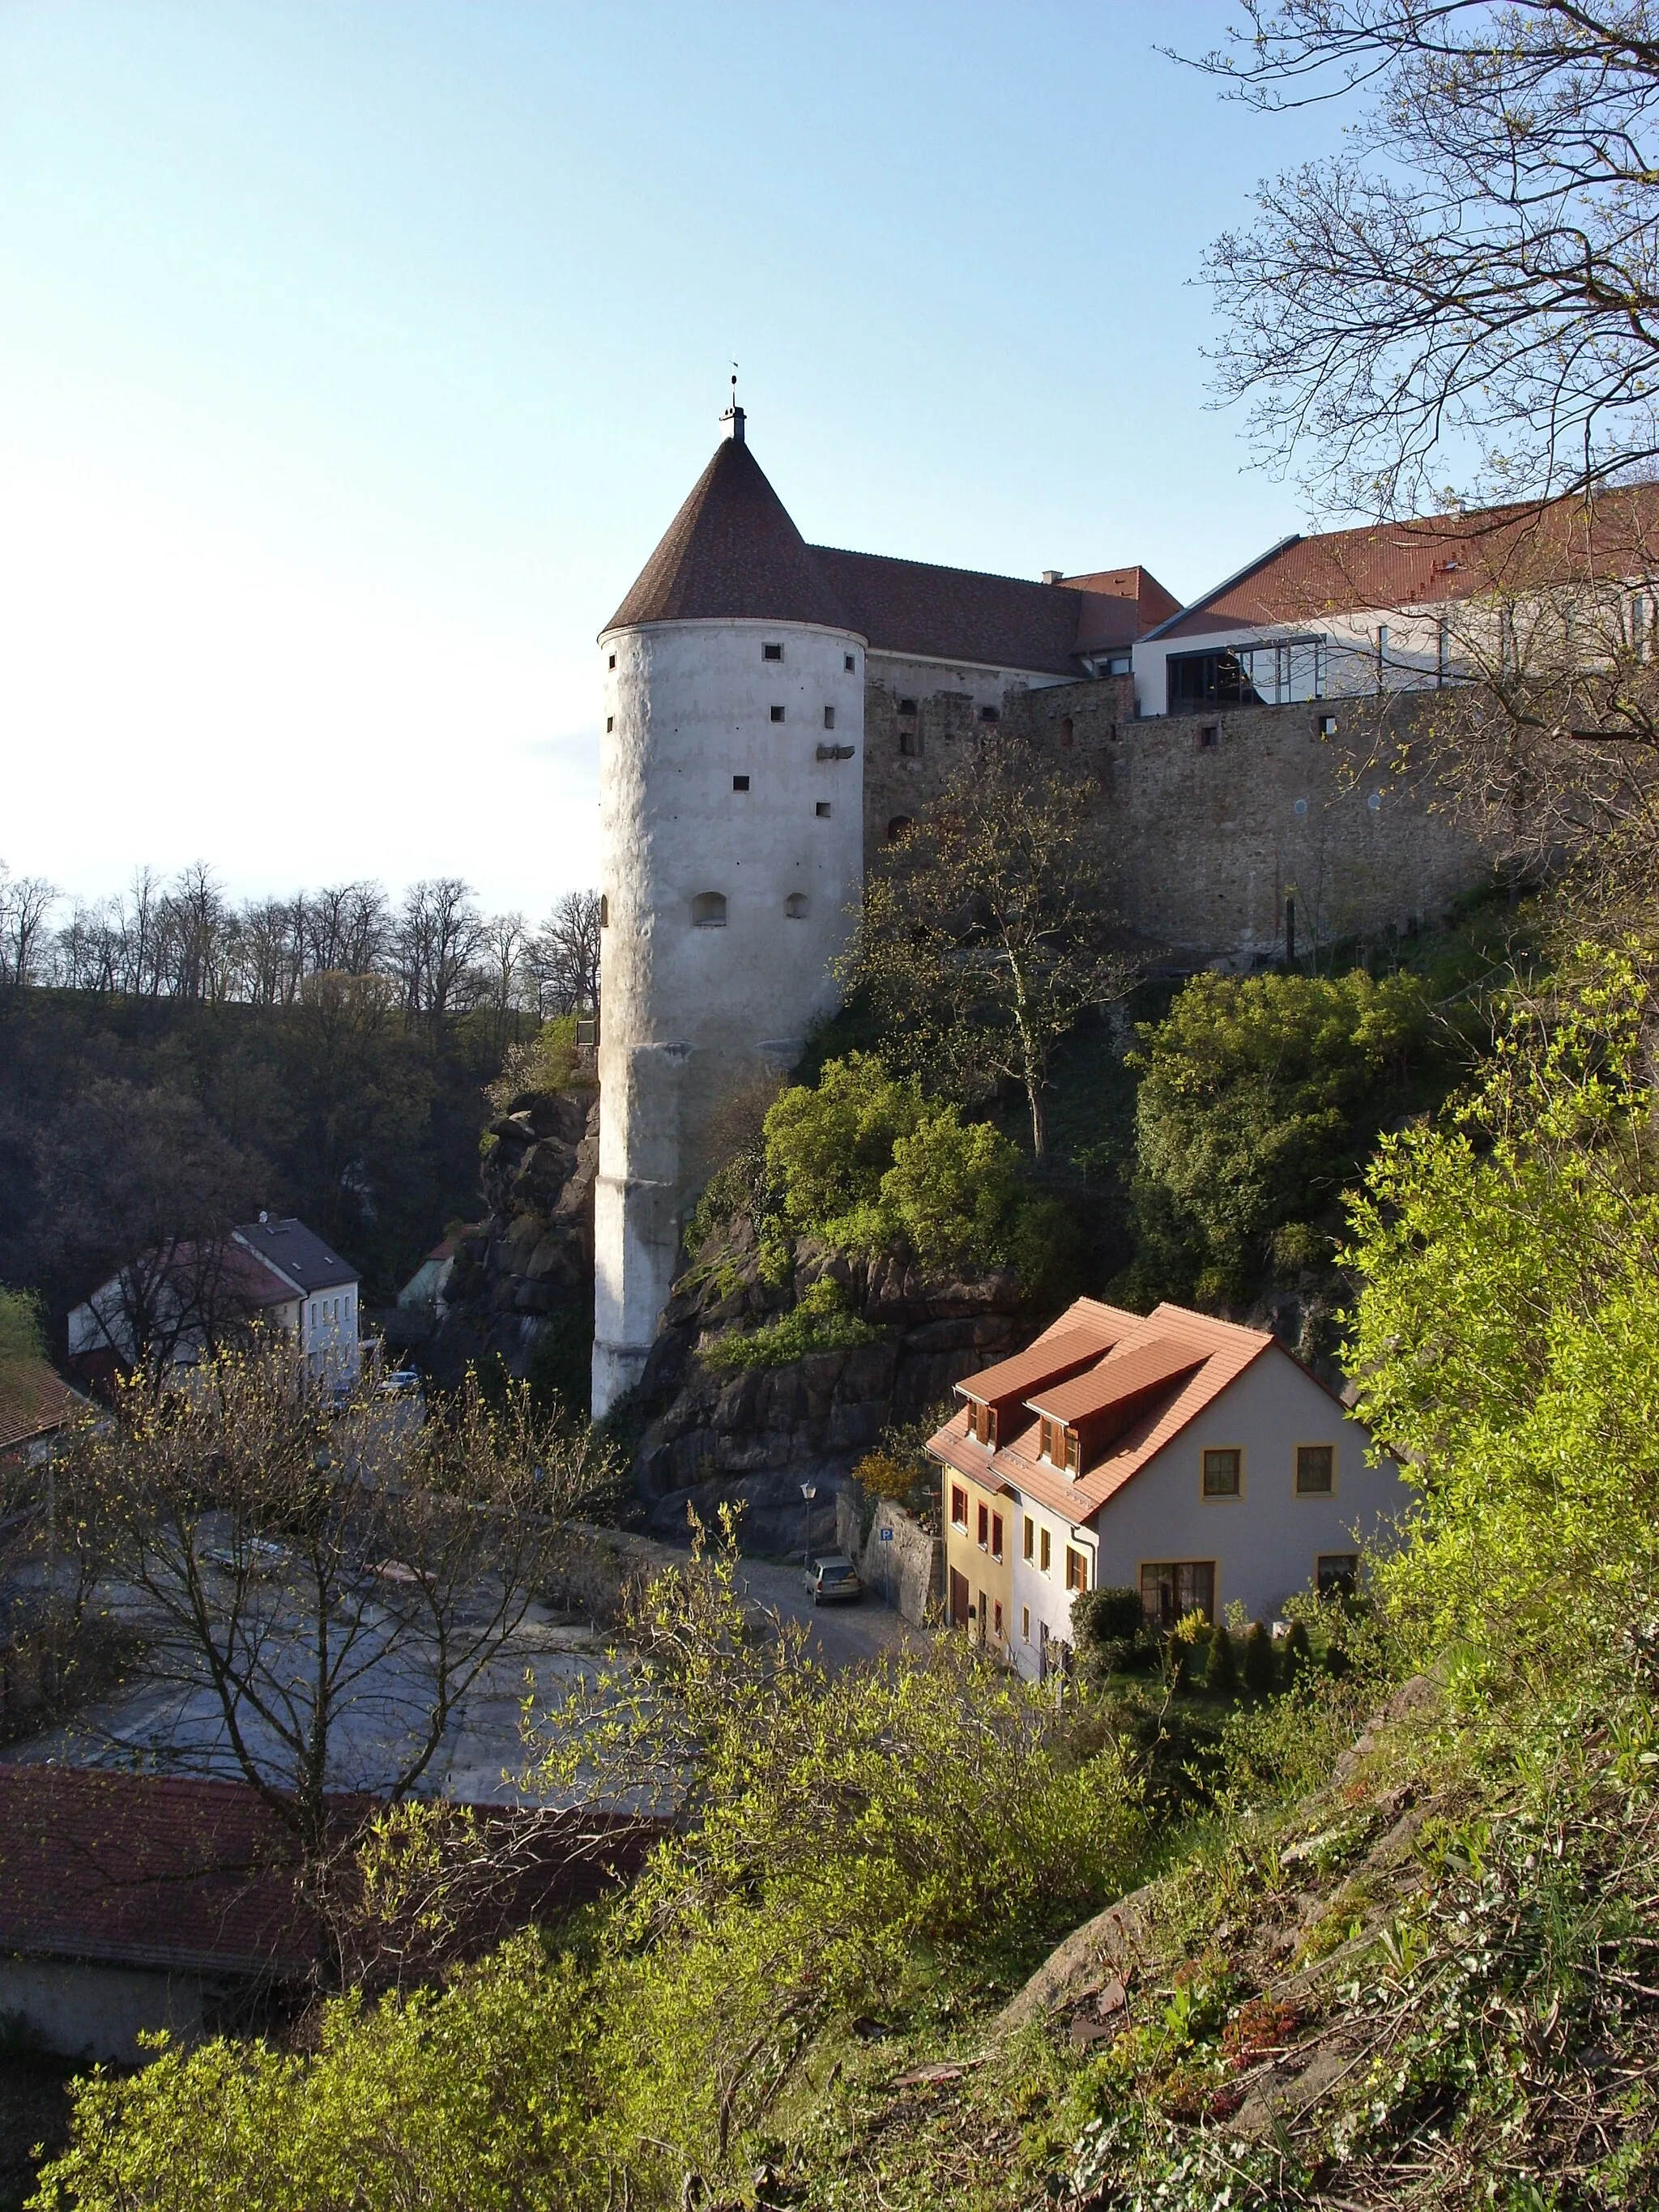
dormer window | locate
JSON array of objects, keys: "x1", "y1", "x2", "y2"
[{"x1": 969, "y1": 1400, "x2": 996, "y2": 1447}]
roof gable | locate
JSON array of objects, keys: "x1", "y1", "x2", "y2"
[
  {"x1": 604, "y1": 437, "x2": 853, "y2": 634},
  {"x1": 930, "y1": 1298, "x2": 1277, "y2": 1519}
]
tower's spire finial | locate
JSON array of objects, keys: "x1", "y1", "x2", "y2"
[{"x1": 721, "y1": 360, "x2": 745, "y2": 443}]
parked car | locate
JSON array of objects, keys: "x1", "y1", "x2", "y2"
[
  {"x1": 379, "y1": 1368, "x2": 423, "y2": 1398},
  {"x1": 806, "y1": 1553, "x2": 864, "y2": 1605}
]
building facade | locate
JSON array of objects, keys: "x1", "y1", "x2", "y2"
[{"x1": 932, "y1": 1297, "x2": 1406, "y2": 1679}]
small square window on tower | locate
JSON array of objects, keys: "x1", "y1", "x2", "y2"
[
  {"x1": 763, "y1": 642, "x2": 783, "y2": 662},
  {"x1": 816, "y1": 802, "x2": 831, "y2": 818},
  {"x1": 606, "y1": 716, "x2": 614, "y2": 733},
  {"x1": 770, "y1": 705, "x2": 785, "y2": 723},
  {"x1": 608, "y1": 653, "x2": 616, "y2": 670},
  {"x1": 823, "y1": 705, "x2": 835, "y2": 730},
  {"x1": 844, "y1": 653, "x2": 855, "y2": 672},
  {"x1": 979, "y1": 705, "x2": 1000, "y2": 724},
  {"x1": 732, "y1": 775, "x2": 749, "y2": 791}
]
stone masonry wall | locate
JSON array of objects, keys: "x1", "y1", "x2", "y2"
[{"x1": 862, "y1": 664, "x2": 1492, "y2": 967}]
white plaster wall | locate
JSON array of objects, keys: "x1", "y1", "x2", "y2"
[
  {"x1": 1011, "y1": 1502, "x2": 1098, "y2": 1681},
  {"x1": 303, "y1": 1285, "x2": 360, "y2": 1382},
  {"x1": 592, "y1": 616, "x2": 866, "y2": 1413},
  {"x1": 1088, "y1": 1349, "x2": 1407, "y2": 1622}
]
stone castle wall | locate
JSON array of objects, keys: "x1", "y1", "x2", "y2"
[{"x1": 862, "y1": 665, "x2": 1490, "y2": 966}]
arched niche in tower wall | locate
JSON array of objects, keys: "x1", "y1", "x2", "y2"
[{"x1": 691, "y1": 892, "x2": 727, "y2": 928}]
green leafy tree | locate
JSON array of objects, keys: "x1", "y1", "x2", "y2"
[
  {"x1": 1204, "y1": 1622, "x2": 1239, "y2": 1694},
  {"x1": 763, "y1": 1053, "x2": 926, "y2": 1238},
  {"x1": 841, "y1": 733, "x2": 1135, "y2": 1157},
  {"x1": 1241, "y1": 1619, "x2": 1277, "y2": 1697},
  {"x1": 1128, "y1": 967, "x2": 1439, "y2": 1304},
  {"x1": 1346, "y1": 945, "x2": 1659, "y2": 1686}
]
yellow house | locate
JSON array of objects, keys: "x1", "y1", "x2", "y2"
[{"x1": 940, "y1": 1460, "x2": 1015, "y2": 1658}]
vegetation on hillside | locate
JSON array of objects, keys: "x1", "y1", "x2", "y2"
[{"x1": 35, "y1": 946, "x2": 1659, "y2": 2212}]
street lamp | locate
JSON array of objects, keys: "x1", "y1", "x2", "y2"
[{"x1": 800, "y1": 1481, "x2": 817, "y2": 1569}]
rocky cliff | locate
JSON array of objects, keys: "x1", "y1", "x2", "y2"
[
  {"x1": 418, "y1": 1086, "x2": 599, "y2": 1397},
  {"x1": 629, "y1": 1213, "x2": 1038, "y2": 1549}
]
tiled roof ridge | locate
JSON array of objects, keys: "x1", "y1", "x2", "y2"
[{"x1": 808, "y1": 541, "x2": 1092, "y2": 593}]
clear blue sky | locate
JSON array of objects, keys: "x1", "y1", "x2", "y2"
[{"x1": 0, "y1": 2, "x2": 1337, "y2": 918}]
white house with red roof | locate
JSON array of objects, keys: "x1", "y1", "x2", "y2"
[{"x1": 929, "y1": 1296, "x2": 1406, "y2": 1679}]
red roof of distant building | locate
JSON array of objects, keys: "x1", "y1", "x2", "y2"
[
  {"x1": 0, "y1": 1766, "x2": 662, "y2": 1980},
  {"x1": 1153, "y1": 485, "x2": 1659, "y2": 641},
  {"x1": 0, "y1": 1359, "x2": 81, "y2": 1455}
]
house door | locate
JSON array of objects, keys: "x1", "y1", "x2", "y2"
[{"x1": 949, "y1": 1568, "x2": 969, "y2": 1630}]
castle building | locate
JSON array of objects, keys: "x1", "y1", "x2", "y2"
[{"x1": 595, "y1": 411, "x2": 1636, "y2": 1410}]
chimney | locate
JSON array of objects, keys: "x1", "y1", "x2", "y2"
[
  {"x1": 1042, "y1": 569, "x2": 1062, "y2": 586},
  {"x1": 720, "y1": 405, "x2": 746, "y2": 445}
]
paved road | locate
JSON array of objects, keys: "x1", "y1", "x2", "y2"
[
  {"x1": 6, "y1": 1554, "x2": 919, "y2": 1805},
  {"x1": 731, "y1": 1554, "x2": 915, "y2": 1668}
]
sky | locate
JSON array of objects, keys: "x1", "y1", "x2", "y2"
[{"x1": 0, "y1": 1, "x2": 1341, "y2": 920}]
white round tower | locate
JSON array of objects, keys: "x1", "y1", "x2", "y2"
[{"x1": 591, "y1": 409, "x2": 867, "y2": 1415}]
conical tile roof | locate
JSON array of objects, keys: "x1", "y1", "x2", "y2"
[{"x1": 603, "y1": 435, "x2": 855, "y2": 635}]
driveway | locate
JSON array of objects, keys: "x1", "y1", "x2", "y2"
[{"x1": 731, "y1": 1554, "x2": 916, "y2": 1669}]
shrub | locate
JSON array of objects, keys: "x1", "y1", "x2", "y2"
[
  {"x1": 1073, "y1": 1587, "x2": 1143, "y2": 1649},
  {"x1": 1204, "y1": 1622, "x2": 1239, "y2": 1694},
  {"x1": 1241, "y1": 1618, "x2": 1277, "y2": 1695},
  {"x1": 1280, "y1": 1617, "x2": 1312, "y2": 1687},
  {"x1": 763, "y1": 1055, "x2": 925, "y2": 1234},
  {"x1": 485, "y1": 1014, "x2": 586, "y2": 1112},
  {"x1": 1124, "y1": 965, "x2": 1441, "y2": 1303},
  {"x1": 702, "y1": 1277, "x2": 883, "y2": 1373}
]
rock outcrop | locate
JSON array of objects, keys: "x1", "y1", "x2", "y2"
[
  {"x1": 630, "y1": 1215, "x2": 1037, "y2": 1546},
  {"x1": 419, "y1": 1088, "x2": 599, "y2": 1390}
]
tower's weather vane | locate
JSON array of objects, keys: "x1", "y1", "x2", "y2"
[{"x1": 730, "y1": 360, "x2": 739, "y2": 409}]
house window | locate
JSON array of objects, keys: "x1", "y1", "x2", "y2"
[
  {"x1": 1023, "y1": 1517, "x2": 1034, "y2": 1562},
  {"x1": 1039, "y1": 1528, "x2": 1051, "y2": 1574},
  {"x1": 1064, "y1": 1427, "x2": 1080, "y2": 1474},
  {"x1": 1317, "y1": 1553, "x2": 1359, "y2": 1597},
  {"x1": 886, "y1": 815, "x2": 914, "y2": 842},
  {"x1": 950, "y1": 1484, "x2": 967, "y2": 1531},
  {"x1": 1202, "y1": 1447, "x2": 1242, "y2": 1498},
  {"x1": 763, "y1": 643, "x2": 783, "y2": 662},
  {"x1": 1197, "y1": 722, "x2": 1219, "y2": 749},
  {"x1": 733, "y1": 775, "x2": 750, "y2": 791},
  {"x1": 823, "y1": 705, "x2": 836, "y2": 730},
  {"x1": 1064, "y1": 1546, "x2": 1088, "y2": 1594},
  {"x1": 977, "y1": 1502, "x2": 989, "y2": 1549},
  {"x1": 992, "y1": 1513, "x2": 1004, "y2": 1561},
  {"x1": 770, "y1": 705, "x2": 786, "y2": 722},
  {"x1": 816, "y1": 802, "x2": 832, "y2": 818},
  {"x1": 845, "y1": 653, "x2": 855, "y2": 672},
  {"x1": 979, "y1": 705, "x2": 1000, "y2": 723},
  {"x1": 691, "y1": 892, "x2": 727, "y2": 928},
  {"x1": 1296, "y1": 1444, "x2": 1335, "y2": 1494},
  {"x1": 1141, "y1": 1560, "x2": 1216, "y2": 1628},
  {"x1": 785, "y1": 893, "x2": 808, "y2": 918},
  {"x1": 970, "y1": 1400, "x2": 995, "y2": 1447},
  {"x1": 992, "y1": 1599, "x2": 1004, "y2": 1639},
  {"x1": 1021, "y1": 1605, "x2": 1030, "y2": 1643}
]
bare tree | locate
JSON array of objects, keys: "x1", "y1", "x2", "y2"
[
  {"x1": 530, "y1": 889, "x2": 602, "y2": 1017},
  {"x1": 55, "y1": 1345, "x2": 619, "y2": 1891},
  {"x1": 483, "y1": 910, "x2": 529, "y2": 1039},
  {"x1": 1194, "y1": 2, "x2": 1659, "y2": 516},
  {"x1": 307, "y1": 881, "x2": 390, "y2": 978},
  {"x1": 393, "y1": 878, "x2": 487, "y2": 1023},
  {"x1": 841, "y1": 735, "x2": 1135, "y2": 1157},
  {"x1": 0, "y1": 865, "x2": 59, "y2": 987},
  {"x1": 38, "y1": 1079, "x2": 265, "y2": 1379}
]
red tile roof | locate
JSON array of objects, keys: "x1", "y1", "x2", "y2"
[
  {"x1": 953, "y1": 1323, "x2": 1122, "y2": 1409},
  {"x1": 0, "y1": 1767, "x2": 661, "y2": 1979},
  {"x1": 1154, "y1": 485, "x2": 1659, "y2": 641},
  {"x1": 604, "y1": 436, "x2": 853, "y2": 635},
  {"x1": 930, "y1": 1298, "x2": 1277, "y2": 1524},
  {"x1": 0, "y1": 1359, "x2": 81, "y2": 1455},
  {"x1": 602, "y1": 430, "x2": 1175, "y2": 676},
  {"x1": 1026, "y1": 1336, "x2": 1206, "y2": 1426}
]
